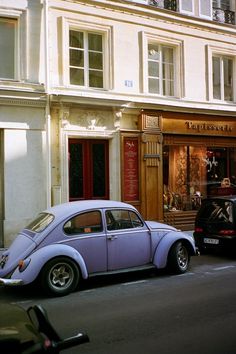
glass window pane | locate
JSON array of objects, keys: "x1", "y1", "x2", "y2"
[
  {"x1": 88, "y1": 33, "x2": 102, "y2": 51},
  {"x1": 221, "y1": 0, "x2": 230, "y2": 10},
  {"x1": 163, "y1": 79, "x2": 174, "y2": 96},
  {"x1": 163, "y1": 145, "x2": 236, "y2": 213},
  {"x1": 213, "y1": 56, "x2": 221, "y2": 99},
  {"x1": 162, "y1": 47, "x2": 174, "y2": 64},
  {"x1": 64, "y1": 211, "x2": 103, "y2": 235},
  {"x1": 25, "y1": 213, "x2": 54, "y2": 233},
  {"x1": 223, "y1": 57, "x2": 233, "y2": 101},
  {"x1": 89, "y1": 52, "x2": 103, "y2": 70},
  {"x1": 148, "y1": 61, "x2": 159, "y2": 77},
  {"x1": 70, "y1": 49, "x2": 84, "y2": 67},
  {"x1": 180, "y1": 0, "x2": 193, "y2": 12},
  {"x1": 200, "y1": 0, "x2": 211, "y2": 17},
  {"x1": 0, "y1": 20, "x2": 15, "y2": 79},
  {"x1": 148, "y1": 43, "x2": 175, "y2": 96},
  {"x1": 92, "y1": 144, "x2": 106, "y2": 197},
  {"x1": 69, "y1": 143, "x2": 84, "y2": 199},
  {"x1": 89, "y1": 70, "x2": 103, "y2": 88},
  {"x1": 162, "y1": 63, "x2": 174, "y2": 80},
  {"x1": 69, "y1": 31, "x2": 84, "y2": 48},
  {"x1": 148, "y1": 44, "x2": 160, "y2": 60},
  {"x1": 149, "y1": 78, "x2": 159, "y2": 93},
  {"x1": 163, "y1": 145, "x2": 206, "y2": 212},
  {"x1": 130, "y1": 211, "x2": 143, "y2": 228},
  {"x1": 70, "y1": 68, "x2": 84, "y2": 85}
]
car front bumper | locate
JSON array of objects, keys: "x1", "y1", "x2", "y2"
[{"x1": 0, "y1": 277, "x2": 23, "y2": 286}]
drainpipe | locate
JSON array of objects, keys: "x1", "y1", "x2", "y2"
[{"x1": 44, "y1": 0, "x2": 51, "y2": 207}]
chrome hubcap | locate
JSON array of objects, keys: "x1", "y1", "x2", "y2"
[
  {"x1": 50, "y1": 263, "x2": 73, "y2": 289},
  {"x1": 177, "y1": 246, "x2": 188, "y2": 269}
]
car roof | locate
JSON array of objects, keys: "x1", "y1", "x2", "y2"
[{"x1": 44, "y1": 200, "x2": 138, "y2": 219}]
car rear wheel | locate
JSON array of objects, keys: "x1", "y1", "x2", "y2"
[
  {"x1": 40, "y1": 257, "x2": 80, "y2": 296},
  {"x1": 168, "y1": 241, "x2": 190, "y2": 274}
]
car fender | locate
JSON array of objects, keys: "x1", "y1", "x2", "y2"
[
  {"x1": 153, "y1": 231, "x2": 196, "y2": 269},
  {"x1": 10, "y1": 244, "x2": 88, "y2": 285}
]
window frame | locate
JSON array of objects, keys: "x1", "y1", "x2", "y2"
[
  {"x1": 0, "y1": 16, "x2": 19, "y2": 81},
  {"x1": 62, "y1": 17, "x2": 112, "y2": 90},
  {"x1": 199, "y1": 0, "x2": 212, "y2": 19},
  {"x1": 207, "y1": 45, "x2": 236, "y2": 103},
  {"x1": 105, "y1": 209, "x2": 144, "y2": 231},
  {"x1": 213, "y1": 0, "x2": 231, "y2": 10},
  {"x1": 178, "y1": 0, "x2": 194, "y2": 15},
  {"x1": 63, "y1": 210, "x2": 103, "y2": 235},
  {"x1": 142, "y1": 32, "x2": 183, "y2": 98}
]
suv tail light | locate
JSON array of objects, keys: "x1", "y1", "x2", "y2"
[
  {"x1": 195, "y1": 227, "x2": 203, "y2": 233},
  {"x1": 219, "y1": 229, "x2": 236, "y2": 236}
]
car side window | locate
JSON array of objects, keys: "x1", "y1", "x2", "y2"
[
  {"x1": 64, "y1": 211, "x2": 103, "y2": 235},
  {"x1": 106, "y1": 209, "x2": 143, "y2": 231}
]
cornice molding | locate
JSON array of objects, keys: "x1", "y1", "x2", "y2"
[
  {"x1": 52, "y1": 0, "x2": 236, "y2": 37},
  {"x1": 0, "y1": 97, "x2": 46, "y2": 108}
]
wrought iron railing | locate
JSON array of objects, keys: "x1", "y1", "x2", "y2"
[
  {"x1": 136, "y1": 1, "x2": 235, "y2": 25},
  {"x1": 213, "y1": 7, "x2": 235, "y2": 24},
  {"x1": 148, "y1": 0, "x2": 177, "y2": 11}
]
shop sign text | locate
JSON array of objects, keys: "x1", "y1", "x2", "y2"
[{"x1": 185, "y1": 121, "x2": 233, "y2": 133}]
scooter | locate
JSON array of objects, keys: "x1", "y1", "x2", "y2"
[{"x1": 0, "y1": 303, "x2": 89, "y2": 353}]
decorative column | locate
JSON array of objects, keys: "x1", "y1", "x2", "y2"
[{"x1": 139, "y1": 112, "x2": 163, "y2": 221}]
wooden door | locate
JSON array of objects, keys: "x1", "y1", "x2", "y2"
[{"x1": 69, "y1": 139, "x2": 109, "y2": 201}]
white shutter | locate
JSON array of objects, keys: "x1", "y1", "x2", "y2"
[
  {"x1": 199, "y1": 0, "x2": 212, "y2": 19},
  {"x1": 179, "y1": 0, "x2": 194, "y2": 15}
]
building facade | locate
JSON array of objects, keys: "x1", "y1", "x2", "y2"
[{"x1": 1, "y1": 0, "x2": 236, "y2": 246}]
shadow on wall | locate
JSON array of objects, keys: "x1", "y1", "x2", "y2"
[{"x1": 3, "y1": 128, "x2": 47, "y2": 248}]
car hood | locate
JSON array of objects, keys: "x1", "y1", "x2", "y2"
[
  {"x1": 145, "y1": 221, "x2": 177, "y2": 231},
  {"x1": 0, "y1": 233, "x2": 37, "y2": 277}
]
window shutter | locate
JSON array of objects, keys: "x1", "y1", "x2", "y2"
[
  {"x1": 199, "y1": 0, "x2": 212, "y2": 19},
  {"x1": 179, "y1": 0, "x2": 194, "y2": 15}
]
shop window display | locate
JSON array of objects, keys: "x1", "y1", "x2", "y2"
[{"x1": 163, "y1": 145, "x2": 236, "y2": 212}]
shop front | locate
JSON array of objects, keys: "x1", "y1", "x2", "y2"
[
  {"x1": 162, "y1": 112, "x2": 236, "y2": 230},
  {"x1": 121, "y1": 111, "x2": 236, "y2": 231}
]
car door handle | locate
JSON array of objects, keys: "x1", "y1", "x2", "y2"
[{"x1": 107, "y1": 235, "x2": 118, "y2": 241}]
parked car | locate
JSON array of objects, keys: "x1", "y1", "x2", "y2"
[
  {"x1": 0, "y1": 303, "x2": 89, "y2": 353},
  {"x1": 0, "y1": 200, "x2": 196, "y2": 296},
  {"x1": 194, "y1": 196, "x2": 236, "y2": 252}
]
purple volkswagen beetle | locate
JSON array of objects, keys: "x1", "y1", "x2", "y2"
[{"x1": 0, "y1": 200, "x2": 196, "y2": 296}]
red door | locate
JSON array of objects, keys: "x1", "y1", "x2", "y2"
[{"x1": 69, "y1": 139, "x2": 109, "y2": 201}]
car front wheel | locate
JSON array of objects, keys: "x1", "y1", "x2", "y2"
[
  {"x1": 168, "y1": 241, "x2": 190, "y2": 274},
  {"x1": 40, "y1": 257, "x2": 80, "y2": 296}
]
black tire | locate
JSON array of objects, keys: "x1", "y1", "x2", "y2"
[
  {"x1": 40, "y1": 257, "x2": 80, "y2": 296},
  {"x1": 168, "y1": 241, "x2": 190, "y2": 274}
]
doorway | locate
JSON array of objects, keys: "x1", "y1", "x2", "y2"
[{"x1": 69, "y1": 139, "x2": 109, "y2": 201}]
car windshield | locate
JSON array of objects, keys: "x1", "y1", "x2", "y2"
[
  {"x1": 197, "y1": 200, "x2": 233, "y2": 223},
  {"x1": 25, "y1": 213, "x2": 54, "y2": 233}
]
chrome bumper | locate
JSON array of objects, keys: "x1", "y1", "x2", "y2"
[{"x1": 0, "y1": 277, "x2": 23, "y2": 286}]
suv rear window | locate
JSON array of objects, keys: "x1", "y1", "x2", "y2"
[{"x1": 197, "y1": 200, "x2": 233, "y2": 223}]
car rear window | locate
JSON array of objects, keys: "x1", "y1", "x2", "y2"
[
  {"x1": 197, "y1": 200, "x2": 233, "y2": 223},
  {"x1": 25, "y1": 213, "x2": 54, "y2": 233}
]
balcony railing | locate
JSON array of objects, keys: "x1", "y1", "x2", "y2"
[
  {"x1": 213, "y1": 7, "x2": 235, "y2": 24},
  {"x1": 131, "y1": 1, "x2": 235, "y2": 25},
  {"x1": 148, "y1": 0, "x2": 177, "y2": 11}
]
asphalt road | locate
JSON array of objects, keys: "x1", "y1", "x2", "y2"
[{"x1": 1, "y1": 253, "x2": 236, "y2": 354}]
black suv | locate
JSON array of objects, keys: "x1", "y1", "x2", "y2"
[{"x1": 194, "y1": 196, "x2": 236, "y2": 252}]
